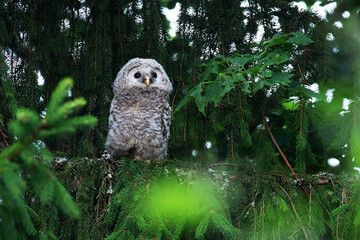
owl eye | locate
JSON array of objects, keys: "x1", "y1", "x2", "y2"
[
  {"x1": 134, "y1": 72, "x2": 141, "y2": 79},
  {"x1": 151, "y1": 72, "x2": 157, "y2": 78}
]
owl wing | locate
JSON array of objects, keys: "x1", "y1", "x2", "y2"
[
  {"x1": 161, "y1": 103, "x2": 171, "y2": 138},
  {"x1": 106, "y1": 98, "x2": 134, "y2": 158}
]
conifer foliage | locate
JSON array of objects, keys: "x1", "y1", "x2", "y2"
[
  {"x1": 1, "y1": 0, "x2": 360, "y2": 239},
  {"x1": 0, "y1": 78, "x2": 97, "y2": 239}
]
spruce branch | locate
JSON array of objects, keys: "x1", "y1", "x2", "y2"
[
  {"x1": 0, "y1": 78, "x2": 97, "y2": 238},
  {"x1": 7, "y1": 119, "x2": 47, "y2": 162},
  {"x1": 277, "y1": 183, "x2": 309, "y2": 239}
]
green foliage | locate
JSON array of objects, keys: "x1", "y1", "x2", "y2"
[
  {"x1": 2, "y1": 0, "x2": 360, "y2": 239},
  {"x1": 0, "y1": 78, "x2": 97, "y2": 239},
  {"x1": 175, "y1": 31, "x2": 314, "y2": 115},
  {"x1": 0, "y1": 52, "x2": 17, "y2": 147},
  {"x1": 235, "y1": 172, "x2": 328, "y2": 239},
  {"x1": 331, "y1": 175, "x2": 360, "y2": 239},
  {"x1": 106, "y1": 160, "x2": 239, "y2": 239}
]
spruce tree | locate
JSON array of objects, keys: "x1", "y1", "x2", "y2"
[{"x1": 1, "y1": 0, "x2": 360, "y2": 239}]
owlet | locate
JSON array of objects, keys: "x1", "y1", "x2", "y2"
[{"x1": 105, "y1": 58, "x2": 172, "y2": 160}]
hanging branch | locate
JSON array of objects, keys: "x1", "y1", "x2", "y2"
[
  {"x1": 277, "y1": 183, "x2": 309, "y2": 239},
  {"x1": 229, "y1": 111, "x2": 234, "y2": 161},
  {"x1": 297, "y1": 59, "x2": 308, "y2": 136},
  {"x1": 171, "y1": 1, "x2": 188, "y2": 142},
  {"x1": 262, "y1": 113, "x2": 296, "y2": 176},
  {"x1": 261, "y1": 101, "x2": 308, "y2": 196}
]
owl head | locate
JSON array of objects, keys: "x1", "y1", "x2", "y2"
[{"x1": 113, "y1": 58, "x2": 173, "y2": 95}]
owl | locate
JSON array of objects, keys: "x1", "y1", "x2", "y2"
[{"x1": 105, "y1": 58, "x2": 173, "y2": 160}]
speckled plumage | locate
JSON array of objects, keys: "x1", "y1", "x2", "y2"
[{"x1": 105, "y1": 58, "x2": 172, "y2": 160}]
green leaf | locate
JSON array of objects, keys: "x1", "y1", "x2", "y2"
[
  {"x1": 210, "y1": 61, "x2": 220, "y2": 74},
  {"x1": 174, "y1": 84, "x2": 208, "y2": 115},
  {"x1": 252, "y1": 80, "x2": 264, "y2": 93},
  {"x1": 204, "y1": 80, "x2": 223, "y2": 106},
  {"x1": 188, "y1": 84, "x2": 208, "y2": 115},
  {"x1": 190, "y1": 82, "x2": 204, "y2": 99},
  {"x1": 261, "y1": 50, "x2": 289, "y2": 66},
  {"x1": 233, "y1": 73, "x2": 245, "y2": 82},
  {"x1": 297, "y1": 86, "x2": 323, "y2": 100},
  {"x1": 221, "y1": 75, "x2": 236, "y2": 96},
  {"x1": 267, "y1": 72, "x2": 293, "y2": 86},
  {"x1": 273, "y1": 49, "x2": 289, "y2": 64},
  {"x1": 281, "y1": 99, "x2": 300, "y2": 111},
  {"x1": 174, "y1": 94, "x2": 192, "y2": 113},
  {"x1": 287, "y1": 31, "x2": 313, "y2": 45},
  {"x1": 260, "y1": 69, "x2": 272, "y2": 78},
  {"x1": 260, "y1": 33, "x2": 288, "y2": 49},
  {"x1": 201, "y1": 63, "x2": 212, "y2": 81},
  {"x1": 240, "y1": 82, "x2": 252, "y2": 94},
  {"x1": 195, "y1": 94, "x2": 207, "y2": 116},
  {"x1": 228, "y1": 55, "x2": 254, "y2": 66}
]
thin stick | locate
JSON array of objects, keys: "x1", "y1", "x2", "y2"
[
  {"x1": 277, "y1": 183, "x2": 309, "y2": 239},
  {"x1": 262, "y1": 114, "x2": 309, "y2": 197},
  {"x1": 209, "y1": 162, "x2": 239, "y2": 167},
  {"x1": 262, "y1": 115, "x2": 295, "y2": 176}
]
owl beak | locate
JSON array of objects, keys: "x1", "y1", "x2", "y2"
[{"x1": 144, "y1": 75, "x2": 151, "y2": 86}]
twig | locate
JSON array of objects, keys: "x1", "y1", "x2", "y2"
[
  {"x1": 209, "y1": 162, "x2": 239, "y2": 167},
  {"x1": 277, "y1": 183, "x2": 309, "y2": 239},
  {"x1": 262, "y1": 114, "x2": 309, "y2": 199},
  {"x1": 297, "y1": 61, "x2": 307, "y2": 136},
  {"x1": 229, "y1": 111, "x2": 234, "y2": 161},
  {"x1": 297, "y1": 61, "x2": 308, "y2": 85},
  {"x1": 262, "y1": 114, "x2": 296, "y2": 176}
]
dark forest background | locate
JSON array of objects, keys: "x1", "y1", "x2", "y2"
[{"x1": 1, "y1": 0, "x2": 360, "y2": 239}]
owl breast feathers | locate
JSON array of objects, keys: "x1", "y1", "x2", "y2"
[{"x1": 105, "y1": 58, "x2": 173, "y2": 160}]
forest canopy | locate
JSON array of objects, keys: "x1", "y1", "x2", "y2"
[{"x1": 1, "y1": 0, "x2": 360, "y2": 239}]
